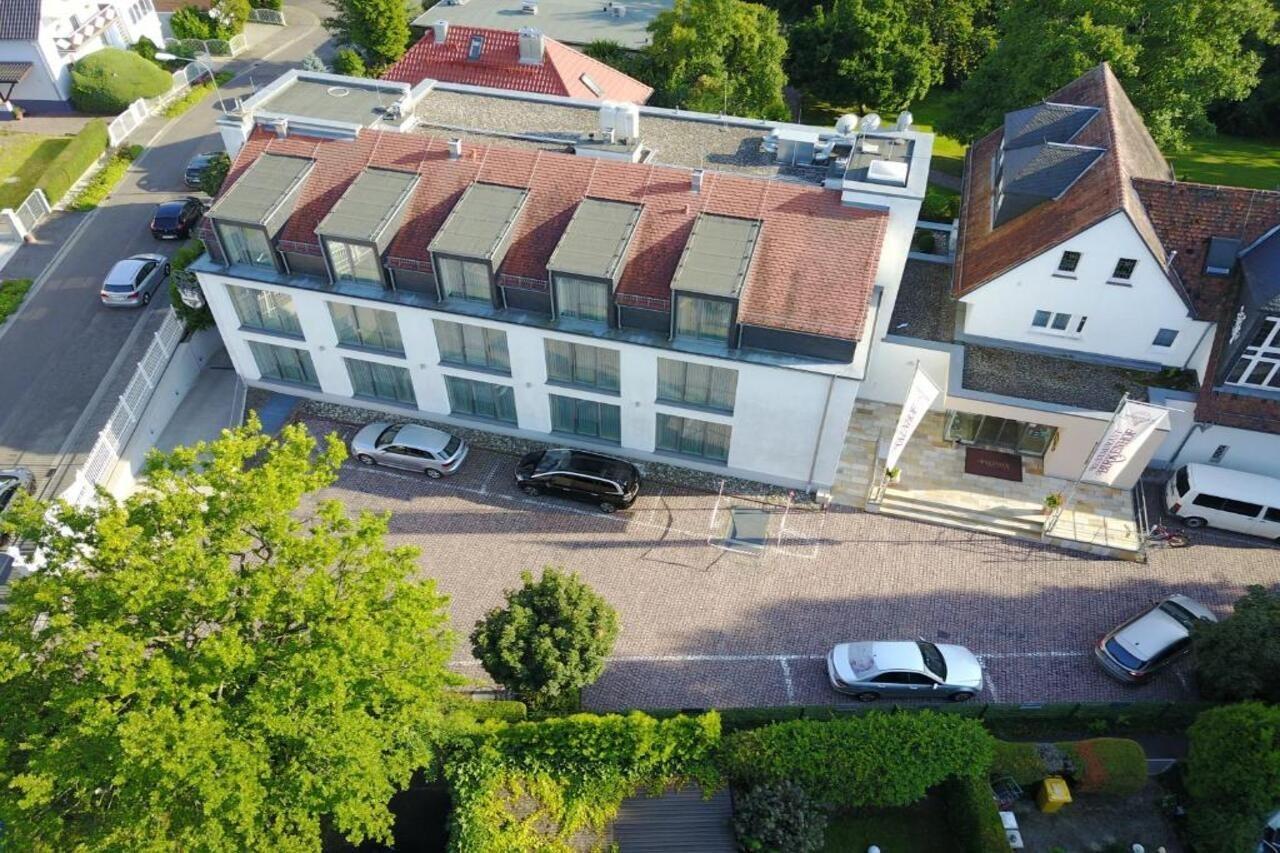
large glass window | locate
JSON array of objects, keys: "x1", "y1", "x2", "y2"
[
  {"x1": 555, "y1": 274, "x2": 609, "y2": 323},
  {"x1": 655, "y1": 413, "x2": 731, "y2": 463},
  {"x1": 943, "y1": 412, "x2": 1056, "y2": 457},
  {"x1": 544, "y1": 339, "x2": 619, "y2": 391},
  {"x1": 434, "y1": 320, "x2": 510, "y2": 373},
  {"x1": 445, "y1": 375, "x2": 517, "y2": 423},
  {"x1": 1226, "y1": 316, "x2": 1280, "y2": 389},
  {"x1": 329, "y1": 302, "x2": 403, "y2": 354},
  {"x1": 657, "y1": 358, "x2": 737, "y2": 412},
  {"x1": 248, "y1": 341, "x2": 318, "y2": 387},
  {"x1": 327, "y1": 239, "x2": 383, "y2": 286},
  {"x1": 227, "y1": 285, "x2": 301, "y2": 336},
  {"x1": 437, "y1": 256, "x2": 491, "y2": 302},
  {"x1": 674, "y1": 295, "x2": 733, "y2": 343},
  {"x1": 345, "y1": 358, "x2": 416, "y2": 405},
  {"x1": 549, "y1": 394, "x2": 621, "y2": 443},
  {"x1": 217, "y1": 222, "x2": 275, "y2": 269}
]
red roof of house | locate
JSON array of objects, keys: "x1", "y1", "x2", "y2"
[
  {"x1": 220, "y1": 126, "x2": 887, "y2": 341},
  {"x1": 382, "y1": 25, "x2": 653, "y2": 105}
]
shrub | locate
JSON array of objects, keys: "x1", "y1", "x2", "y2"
[
  {"x1": 443, "y1": 711, "x2": 722, "y2": 851},
  {"x1": 1056, "y1": 738, "x2": 1147, "y2": 796},
  {"x1": 1185, "y1": 703, "x2": 1280, "y2": 852},
  {"x1": 941, "y1": 775, "x2": 1013, "y2": 853},
  {"x1": 990, "y1": 741, "x2": 1046, "y2": 787},
  {"x1": 300, "y1": 52, "x2": 328, "y2": 72},
  {"x1": 721, "y1": 712, "x2": 996, "y2": 808},
  {"x1": 211, "y1": 0, "x2": 250, "y2": 37},
  {"x1": 36, "y1": 119, "x2": 109, "y2": 203},
  {"x1": 199, "y1": 151, "x2": 232, "y2": 196},
  {"x1": 912, "y1": 228, "x2": 937, "y2": 253},
  {"x1": 470, "y1": 567, "x2": 619, "y2": 711},
  {"x1": 68, "y1": 144, "x2": 142, "y2": 211},
  {"x1": 733, "y1": 781, "x2": 826, "y2": 853},
  {"x1": 70, "y1": 48, "x2": 173, "y2": 114},
  {"x1": 922, "y1": 184, "x2": 961, "y2": 221},
  {"x1": 131, "y1": 35, "x2": 160, "y2": 65},
  {"x1": 168, "y1": 239, "x2": 216, "y2": 331},
  {"x1": 170, "y1": 6, "x2": 215, "y2": 40},
  {"x1": 251, "y1": 0, "x2": 284, "y2": 9},
  {"x1": 1193, "y1": 585, "x2": 1280, "y2": 703},
  {"x1": 332, "y1": 47, "x2": 367, "y2": 77}
]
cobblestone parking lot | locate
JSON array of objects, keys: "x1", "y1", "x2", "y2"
[{"x1": 302, "y1": 416, "x2": 1280, "y2": 711}]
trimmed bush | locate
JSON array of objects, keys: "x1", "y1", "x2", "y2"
[
  {"x1": 70, "y1": 48, "x2": 173, "y2": 114},
  {"x1": 332, "y1": 48, "x2": 367, "y2": 77},
  {"x1": 990, "y1": 741, "x2": 1045, "y2": 787},
  {"x1": 1185, "y1": 703, "x2": 1280, "y2": 852},
  {"x1": 1056, "y1": 738, "x2": 1147, "y2": 796},
  {"x1": 733, "y1": 781, "x2": 826, "y2": 853},
  {"x1": 251, "y1": 0, "x2": 284, "y2": 9},
  {"x1": 721, "y1": 712, "x2": 996, "y2": 808},
  {"x1": 922, "y1": 184, "x2": 960, "y2": 221},
  {"x1": 941, "y1": 775, "x2": 1013, "y2": 853},
  {"x1": 36, "y1": 119, "x2": 109, "y2": 204},
  {"x1": 171, "y1": 5, "x2": 214, "y2": 39},
  {"x1": 167, "y1": 239, "x2": 216, "y2": 331}
]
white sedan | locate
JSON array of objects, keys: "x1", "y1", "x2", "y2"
[{"x1": 827, "y1": 640, "x2": 984, "y2": 701}]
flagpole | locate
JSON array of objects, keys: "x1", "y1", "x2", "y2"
[{"x1": 1046, "y1": 393, "x2": 1129, "y2": 536}]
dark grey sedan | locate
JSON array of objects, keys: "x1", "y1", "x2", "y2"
[{"x1": 100, "y1": 254, "x2": 170, "y2": 307}]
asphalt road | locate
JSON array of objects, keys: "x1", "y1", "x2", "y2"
[{"x1": 0, "y1": 6, "x2": 330, "y2": 497}]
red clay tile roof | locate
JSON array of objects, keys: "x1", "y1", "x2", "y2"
[
  {"x1": 1134, "y1": 178, "x2": 1280, "y2": 433},
  {"x1": 221, "y1": 126, "x2": 887, "y2": 341},
  {"x1": 954, "y1": 64, "x2": 1174, "y2": 299},
  {"x1": 382, "y1": 26, "x2": 653, "y2": 105}
]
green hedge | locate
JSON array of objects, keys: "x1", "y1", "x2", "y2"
[
  {"x1": 443, "y1": 711, "x2": 722, "y2": 852},
  {"x1": 68, "y1": 144, "x2": 142, "y2": 211},
  {"x1": 990, "y1": 741, "x2": 1045, "y2": 787},
  {"x1": 989, "y1": 738, "x2": 1147, "y2": 796},
  {"x1": 941, "y1": 775, "x2": 1012, "y2": 853},
  {"x1": 721, "y1": 712, "x2": 995, "y2": 809},
  {"x1": 1185, "y1": 703, "x2": 1280, "y2": 852},
  {"x1": 168, "y1": 239, "x2": 215, "y2": 331},
  {"x1": 70, "y1": 48, "x2": 172, "y2": 114},
  {"x1": 36, "y1": 119, "x2": 109, "y2": 204}
]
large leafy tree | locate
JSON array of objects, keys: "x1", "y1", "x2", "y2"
[
  {"x1": 1192, "y1": 585, "x2": 1280, "y2": 702},
  {"x1": 470, "y1": 567, "x2": 619, "y2": 711},
  {"x1": 789, "y1": 0, "x2": 941, "y2": 111},
  {"x1": 943, "y1": 0, "x2": 1278, "y2": 148},
  {"x1": 646, "y1": 0, "x2": 790, "y2": 120},
  {"x1": 0, "y1": 419, "x2": 457, "y2": 851},
  {"x1": 919, "y1": 0, "x2": 997, "y2": 85},
  {"x1": 1184, "y1": 703, "x2": 1280, "y2": 851},
  {"x1": 324, "y1": 0, "x2": 410, "y2": 70}
]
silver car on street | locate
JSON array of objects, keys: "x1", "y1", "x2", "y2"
[
  {"x1": 350, "y1": 422, "x2": 468, "y2": 478},
  {"x1": 827, "y1": 640, "x2": 984, "y2": 701},
  {"x1": 100, "y1": 254, "x2": 170, "y2": 307},
  {"x1": 1094, "y1": 594, "x2": 1218, "y2": 683}
]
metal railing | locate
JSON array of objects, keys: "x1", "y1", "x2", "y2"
[
  {"x1": 496, "y1": 272, "x2": 547, "y2": 292},
  {"x1": 615, "y1": 292, "x2": 670, "y2": 311},
  {"x1": 62, "y1": 311, "x2": 185, "y2": 506},
  {"x1": 106, "y1": 65, "x2": 207, "y2": 146},
  {"x1": 248, "y1": 8, "x2": 286, "y2": 24}
]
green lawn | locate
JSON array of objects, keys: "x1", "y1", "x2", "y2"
[
  {"x1": 803, "y1": 89, "x2": 967, "y2": 177},
  {"x1": 0, "y1": 279, "x2": 34, "y2": 325},
  {"x1": 0, "y1": 132, "x2": 72, "y2": 209},
  {"x1": 1167, "y1": 134, "x2": 1280, "y2": 190},
  {"x1": 823, "y1": 798, "x2": 955, "y2": 852}
]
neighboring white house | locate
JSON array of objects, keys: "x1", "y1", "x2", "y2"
[
  {"x1": 193, "y1": 71, "x2": 930, "y2": 491},
  {"x1": 0, "y1": 0, "x2": 163, "y2": 109}
]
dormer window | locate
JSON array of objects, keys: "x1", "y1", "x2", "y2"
[
  {"x1": 545, "y1": 198, "x2": 642, "y2": 330},
  {"x1": 315, "y1": 167, "x2": 419, "y2": 291},
  {"x1": 438, "y1": 258, "x2": 491, "y2": 302},
  {"x1": 429, "y1": 183, "x2": 529, "y2": 307},
  {"x1": 1058, "y1": 251, "x2": 1081, "y2": 273},
  {"x1": 1205, "y1": 237, "x2": 1242, "y2": 277},
  {"x1": 668, "y1": 213, "x2": 760, "y2": 347},
  {"x1": 327, "y1": 240, "x2": 382, "y2": 286},
  {"x1": 555, "y1": 274, "x2": 609, "y2": 322},
  {"x1": 206, "y1": 153, "x2": 316, "y2": 274},
  {"x1": 675, "y1": 296, "x2": 733, "y2": 342}
]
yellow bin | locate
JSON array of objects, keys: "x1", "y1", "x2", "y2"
[{"x1": 1037, "y1": 776, "x2": 1072, "y2": 813}]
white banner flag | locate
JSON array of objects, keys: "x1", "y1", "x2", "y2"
[
  {"x1": 1081, "y1": 400, "x2": 1169, "y2": 486},
  {"x1": 885, "y1": 366, "x2": 941, "y2": 472}
]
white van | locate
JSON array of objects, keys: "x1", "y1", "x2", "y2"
[{"x1": 1165, "y1": 463, "x2": 1280, "y2": 540}]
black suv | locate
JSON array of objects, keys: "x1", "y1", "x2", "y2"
[
  {"x1": 516, "y1": 448, "x2": 641, "y2": 513},
  {"x1": 150, "y1": 197, "x2": 206, "y2": 239}
]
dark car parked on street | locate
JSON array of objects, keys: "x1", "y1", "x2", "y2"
[
  {"x1": 515, "y1": 448, "x2": 641, "y2": 513},
  {"x1": 184, "y1": 151, "x2": 221, "y2": 188},
  {"x1": 150, "y1": 197, "x2": 205, "y2": 239}
]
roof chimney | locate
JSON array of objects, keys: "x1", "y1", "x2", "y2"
[
  {"x1": 518, "y1": 27, "x2": 545, "y2": 65},
  {"x1": 448, "y1": 137, "x2": 462, "y2": 159},
  {"x1": 432, "y1": 20, "x2": 449, "y2": 42},
  {"x1": 268, "y1": 117, "x2": 288, "y2": 138},
  {"x1": 691, "y1": 168, "x2": 704, "y2": 193}
]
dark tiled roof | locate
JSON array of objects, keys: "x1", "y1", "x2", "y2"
[
  {"x1": 0, "y1": 0, "x2": 40, "y2": 40},
  {"x1": 1000, "y1": 143, "x2": 1105, "y2": 199},
  {"x1": 1241, "y1": 228, "x2": 1280, "y2": 312},
  {"x1": 382, "y1": 25, "x2": 653, "y2": 104},
  {"x1": 1003, "y1": 102, "x2": 1099, "y2": 150},
  {"x1": 220, "y1": 127, "x2": 888, "y2": 340},
  {"x1": 954, "y1": 64, "x2": 1174, "y2": 298}
]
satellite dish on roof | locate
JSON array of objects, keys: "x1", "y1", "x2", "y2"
[
  {"x1": 861, "y1": 113, "x2": 882, "y2": 132},
  {"x1": 895, "y1": 111, "x2": 913, "y2": 132},
  {"x1": 835, "y1": 113, "x2": 859, "y2": 136}
]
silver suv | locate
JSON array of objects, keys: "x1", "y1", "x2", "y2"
[
  {"x1": 1094, "y1": 594, "x2": 1217, "y2": 683},
  {"x1": 350, "y1": 422, "x2": 468, "y2": 478}
]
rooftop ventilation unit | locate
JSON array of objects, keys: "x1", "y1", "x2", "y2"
[
  {"x1": 895, "y1": 111, "x2": 913, "y2": 132},
  {"x1": 614, "y1": 102, "x2": 640, "y2": 139},
  {"x1": 835, "y1": 113, "x2": 858, "y2": 136},
  {"x1": 432, "y1": 19, "x2": 449, "y2": 42},
  {"x1": 866, "y1": 159, "x2": 908, "y2": 186},
  {"x1": 860, "y1": 113, "x2": 882, "y2": 133},
  {"x1": 518, "y1": 27, "x2": 545, "y2": 63},
  {"x1": 448, "y1": 137, "x2": 462, "y2": 159},
  {"x1": 691, "y1": 168, "x2": 704, "y2": 193},
  {"x1": 598, "y1": 100, "x2": 619, "y2": 133},
  {"x1": 607, "y1": 3, "x2": 626, "y2": 16},
  {"x1": 521, "y1": 0, "x2": 538, "y2": 13}
]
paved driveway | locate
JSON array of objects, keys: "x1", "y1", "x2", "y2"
[{"x1": 303, "y1": 416, "x2": 1280, "y2": 711}]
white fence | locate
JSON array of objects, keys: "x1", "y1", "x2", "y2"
[
  {"x1": 62, "y1": 311, "x2": 185, "y2": 507},
  {"x1": 0, "y1": 188, "x2": 51, "y2": 243},
  {"x1": 248, "y1": 8, "x2": 286, "y2": 24},
  {"x1": 106, "y1": 64, "x2": 210, "y2": 146}
]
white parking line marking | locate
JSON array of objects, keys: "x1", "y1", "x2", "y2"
[
  {"x1": 779, "y1": 658, "x2": 796, "y2": 705},
  {"x1": 982, "y1": 667, "x2": 999, "y2": 703},
  {"x1": 449, "y1": 650, "x2": 1087, "y2": 666}
]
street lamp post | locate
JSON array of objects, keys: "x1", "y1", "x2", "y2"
[{"x1": 155, "y1": 52, "x2": 226, "y2": 113}]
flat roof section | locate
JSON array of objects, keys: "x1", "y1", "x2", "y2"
[
  {"x1": 670, "y1": 214, "x2": 761, "y2": 298},
  {"x1": 315, "y1": 168, "x2": 421, "y2": 245},
  {"x1": 546, "y1": 198, "x2": 642, "y2": 282},
  {"x1": 254, "y1": 77, "x2": 407, "y2": 126},
  {"x1": 429, "y1": 182, "x2": 529, "y2": 260},
  {"x1": 208, "y1": 153, "x2": 315, "y2": 225},
  {"x1": 412, "y1": 0, "x2": 669, "y2": 49}
]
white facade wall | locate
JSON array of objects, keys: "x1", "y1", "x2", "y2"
[
  {"x1": 959, "y1": 213, "x2": 1213, "y2": 369},
  {"x1": 198, "y1": 270, "x2": 863, "y2": 490},
  {"x1": 0, "y1": 40, "x2": 63, "y2": 102},
  {"x1": 1166, "y1": 422, "x2": 1280, "y2": 480}
]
